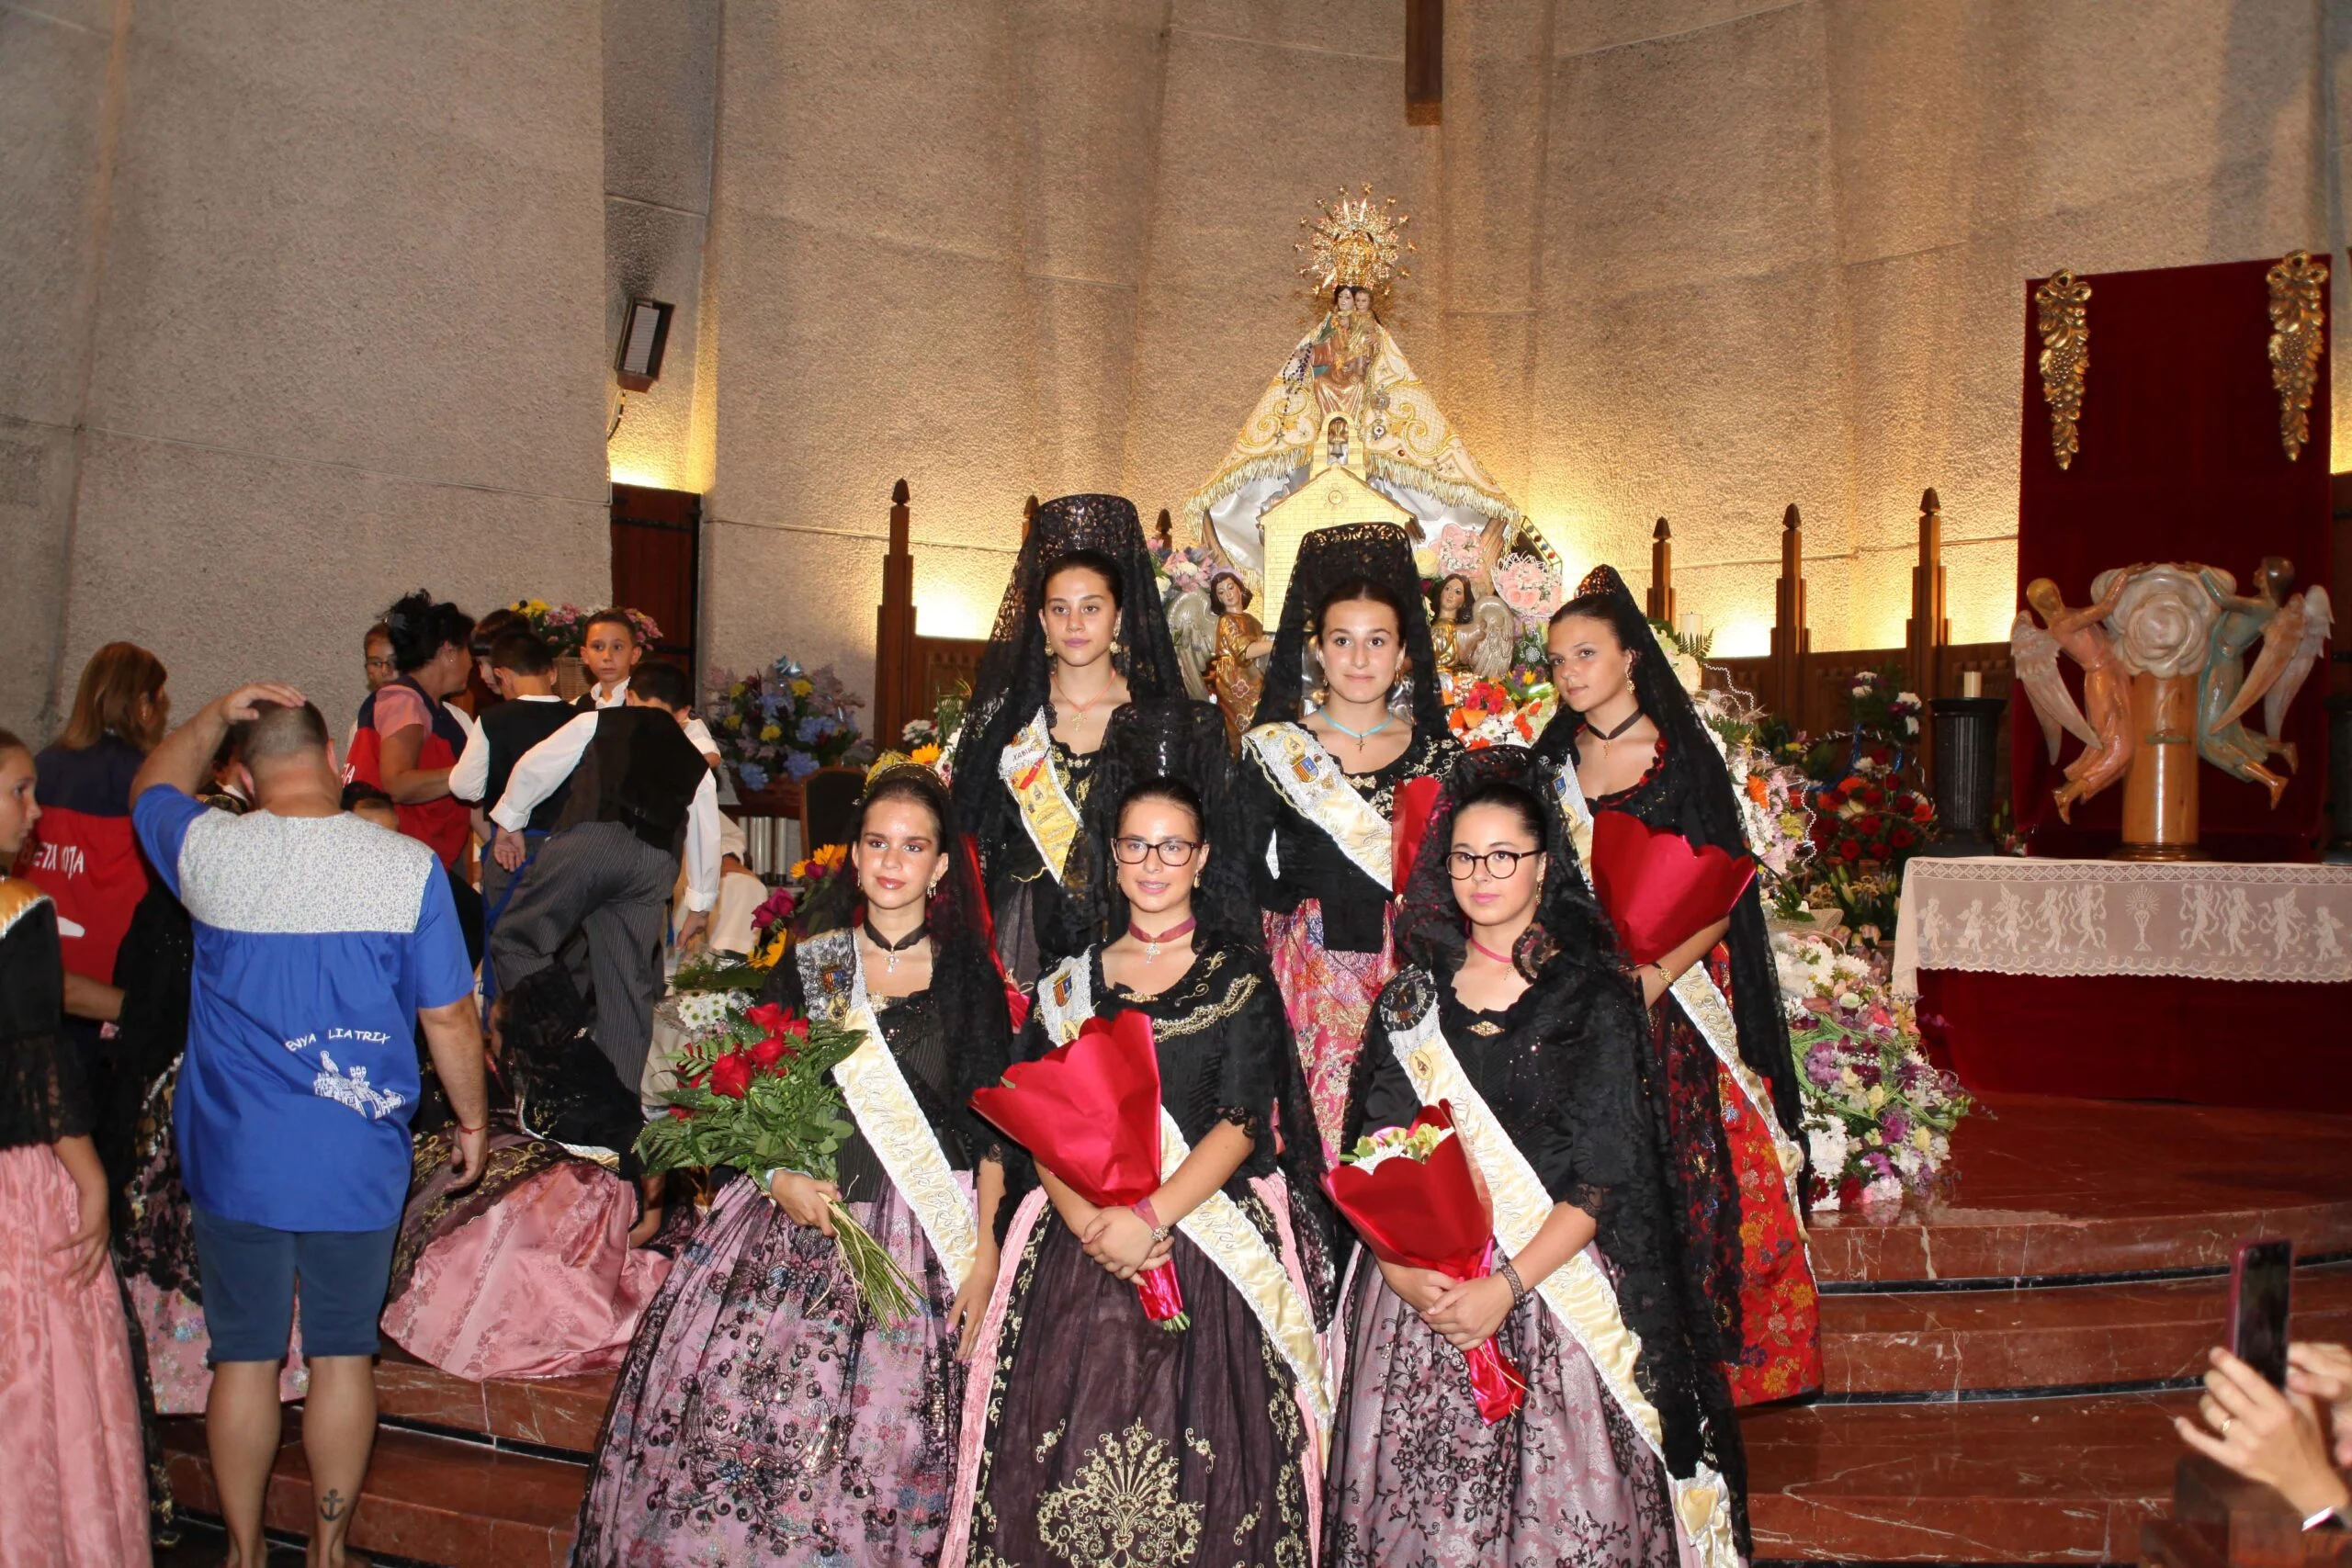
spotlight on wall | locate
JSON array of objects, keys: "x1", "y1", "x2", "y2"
[{"x1": 615, "y1": 298, "x2": 675, "y2": 391}]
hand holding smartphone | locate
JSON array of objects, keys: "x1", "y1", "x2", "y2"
[{"x1": 2229, "y1": 1236, "x2": 2294, "y2": 1387}]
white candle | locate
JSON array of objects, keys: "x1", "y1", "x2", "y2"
[
  {"x1": 1679, "y1": 611, "x2": 1700, "y2": 640},
  {"x1": 1962, "y1": 670, "x2": 1983, "y2": 698}
]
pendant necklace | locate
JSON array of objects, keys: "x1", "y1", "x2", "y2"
[
  {"x1": 1468, "y1": 934, "x2": 1517, "y2": 965},
  {"x1": 1053, "y1": 675, "x2": 1114, "y2": 716},
  {"x1": 862, "y1": 919, "x2": 928, "y2": 973},
  {"x1": 1586, "y1": 705, "x2": 1645, "y2": 745},
  {"x1": 1129, "y1": 916, "x2": 1197, "y2": 962},
  {"x1": 1323, "y1": 710, "x2": 1395, "y2": 742}
]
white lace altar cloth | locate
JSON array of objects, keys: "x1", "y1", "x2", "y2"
[{"x1": 1892, "y1": 856, "x2": 2352, "y2": 996}]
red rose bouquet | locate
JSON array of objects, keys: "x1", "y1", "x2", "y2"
[
  {"x1": 968, "y1": 1010, "x2": 1187, "y2": 1330},
  {"x1": 1586, "y1": 809, "x2": 1756, "y2": 966},
  {"x1": 1324, "y1": 1101, "x2": 1525, "y2": 1422},
  {"x1": 636, "y1": 998, "x2": 919, "y2": 1320}
]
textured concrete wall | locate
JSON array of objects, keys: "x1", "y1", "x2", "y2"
[
  {"x1": 7, "y1": 1, "x2": 2341, "y2": 744},
  {"x1": 698, "y1": 0, "x2": 2349, "y2": 685},
  {"x1": 0, "y1": 0, "x2": 611, "y2": 739}
]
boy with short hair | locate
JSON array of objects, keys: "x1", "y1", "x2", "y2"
[
  {"x1": 487, "y1": 660, "x2": 717, "y2": 1091},
  {"x1": 450, "y1": 631, "x2": 578, "y2": 942}
]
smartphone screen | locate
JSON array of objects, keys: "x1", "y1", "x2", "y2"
[{"x1": 2229, "y1": 1236, "x2": 2294, "y2": 1387}]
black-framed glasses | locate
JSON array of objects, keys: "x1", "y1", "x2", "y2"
[
  {"x1": 1113, "y1": 837, "x2": 1201, "y2": 867},
  {"x1": 1447, "y1": 848, "x2": 1536, "y2": 880}
]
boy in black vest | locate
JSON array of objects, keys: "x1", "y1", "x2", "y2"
[
  {"x1": 486, "y1": 660, "x2": 716, "y2": 1091},
  {"x1": 449, "y1": 630, "x2": 579, "y2": 942}
]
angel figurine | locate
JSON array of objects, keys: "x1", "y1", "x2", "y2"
[
  {"x1": 1164, "y1": 578, "x2": 1218, "y2": 704},
  {"x1": 2200, "y1": 558, "x2": 2332, "y2": 807},
  {"x1": 1204, "y1": 568, "x2": 1272, "y2": 751},
  {"x1": 2012, "y1": 570, "x2": 2137, "y2": 822}
]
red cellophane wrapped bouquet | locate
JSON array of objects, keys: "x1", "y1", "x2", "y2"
[
  {"x1": 968, "y1": 1010, "x2": 1187, "y2": 1330},
  {"x1": 1324, "y1": 1101, "x2": 1525, "y2": 1422},
  {"x1": 1586, "y1": 809, "x2": 1756, "y2": 966}
]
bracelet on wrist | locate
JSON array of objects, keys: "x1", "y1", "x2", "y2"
[
  {"x1": 457, "y1": 1119, "x2": 488, "y2": 1135},
  {"x1": 1497, "y1": 1255, "x2": 1528, "y2": 1304}
]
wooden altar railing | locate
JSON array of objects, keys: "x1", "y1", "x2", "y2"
[
  {"x1": 1675, "y1": 490, "x2": 2014, "y2": 798},
  {"x1": 873, "y1": 479, "x2": 994, "y2": 742}
]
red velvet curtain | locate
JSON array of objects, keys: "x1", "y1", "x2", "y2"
[{"x1": 2013, "y1": 255, "x2": 2333, "y2": 863}]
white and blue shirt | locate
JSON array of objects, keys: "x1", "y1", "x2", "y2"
[{"x1": 134, "y1": 787, "x2": 474, "y2": 1231}]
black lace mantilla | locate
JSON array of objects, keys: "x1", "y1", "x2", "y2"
[{"x1": 0, "y1": 886, "x2": 92, "y2": 1152}]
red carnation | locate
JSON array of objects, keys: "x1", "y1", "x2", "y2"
[
  {"x1": 1857, "y1": 813, "x2": 1883, "y2": 838},
  {"x1": 1838, "y1": 839, "x2": 1861, "y2": 862},
  {"x1": 707, "y1": 1051, "x2": 754, "y2": 1100},
  {"x1": 745, "y1": 1002, "x2": 798, "y2": 1036},
  {"x1": 747, "y1": 1034, "x2": 794, "y2": 1068},
  {"x1": 1861, "y1": 786, "x2": 1885, "y2": 807},
  {"x1": 1890, "y1": 826, "x2": 1915, "y2": 849}
]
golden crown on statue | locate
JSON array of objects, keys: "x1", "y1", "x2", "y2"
[{"x1": 1296, "y1": 184, "x2": 1414, "y2": 296}]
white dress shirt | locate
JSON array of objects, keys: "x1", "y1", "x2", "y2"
[
  {"x1": 447, "y1": 694, "x2": 568, "y2": 803},
  {"x1": 491, "y1": 710, "x2": 720, "y2": 912}
]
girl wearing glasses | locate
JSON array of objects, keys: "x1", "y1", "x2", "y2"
[
  {"x1": 1535, "y1": 565, "x2": 1820, "y2": 1406},
  {"x1": 578, "y1": 763, "x2": 1012, "y2": 1567},
  {"x1": 948, "y1": 494, "x2": 1192, "y2": 986},
  {"x1": 950, "y1": 702, "x2": 1332, "y2": 1568},
  {"x1": 1325, "y1": 747, "x2": 1748, "y2": 1568},
  {"x1": 1238, "y1": 523, "x2": 1462, "y2": 1161}
]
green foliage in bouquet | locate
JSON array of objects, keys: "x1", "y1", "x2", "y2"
[{"x1": 637, "y1": 997, "x2": 918, "y2": 1320}]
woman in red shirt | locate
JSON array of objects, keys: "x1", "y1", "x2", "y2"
[
  {"x1": 21, "y1": 642, "x2": 170, "y2": 1029},
  {"x1": 346, "y1": 592, "x2": 481, "y2": 959}
]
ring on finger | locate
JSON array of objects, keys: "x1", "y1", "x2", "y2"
[{"x1": 2218, "y1": 1414, "x2": 2234, "y2": 1438}]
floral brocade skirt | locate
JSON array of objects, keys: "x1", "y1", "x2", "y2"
[
  {"x1": 946, "y1": 1186, "x2": 1318, "y2": 1568},
  {"x1": 1657, "y1": 971, "x2": 1822, "y2": 1406},
  {"x1": 574, "y1": 1173, "x2": 967, "y2": 1567},
  {"x1": 1323, "y1": 1258, "x2": 1677, "y2": 1568},
  {"x1": 1263, "y1": 901, "x2": 1397, "y2": 1164}
]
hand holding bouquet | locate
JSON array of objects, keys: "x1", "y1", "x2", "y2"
[
  {"x1": 1325, "y1": 1102, "x2": 1525, "y2": 1422},
  {"x1": 968, "y1": 1011, "x2": 1187, "y2": 1330},
  {"x1": 636, "y1": 998, "x2": 920, "y2": 1320}
]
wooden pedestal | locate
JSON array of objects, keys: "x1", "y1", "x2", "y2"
[{"x1": 2118, "y1": 671, "x2": 2206, "y2": 862}]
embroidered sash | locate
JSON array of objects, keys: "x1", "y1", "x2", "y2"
[
  {"x1": 1243, "y1": 722, "x2": 1392, "y2": 888},
  {"x1": 1385, "y1": 995, "x2": 1742, "y2": 1568},
  {"x1": 1035, "y1": 955, "x2": 1334, "y2": 1439},
  {"x1": 998, "y1": 707, "x2": 1082, "y2": 885},
  {"x1": 1549, "y1": 764, "x2": 1806, "y2": 1222},
  {"x1": 799, "y1": 933, "x2": 982, "y2": 1286}
]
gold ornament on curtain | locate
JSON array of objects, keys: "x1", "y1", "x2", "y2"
[
  {"x1": 1296, "y1": 185, "x2": 1414, "y2": 297},
  {"x1": 2266, "y1": 250, "x2": 2328, "y2": 463},
  {"x1": 2035, "y1": 270, "x2": 2091, "y2": 470}
]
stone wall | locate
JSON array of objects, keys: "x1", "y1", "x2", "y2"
[
  {"x1": 6, "y1": 1, "x2": 2342, "y2": 744},
  {"x1": 1, "y1": 0, "x2": 612, "y2": 739}
]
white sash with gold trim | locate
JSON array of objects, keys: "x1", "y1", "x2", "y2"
[
  {"x1": 1243, "y1": 721, "x2": 1391, "y2": 887},
  {"x1": 1035, "y1": 954, "x2": 1333, "y2": 1438},
  {"x1": 998, "y1": 707, "x2": 1083, "y2": 885},
  {"x1": 1385, "y1": 993, "x2": 1743, "y2": 1568},
  {"x1": 799, "y1": 934, "x2": 982, "y2": 1287},
  {"x1": 1548, "y1": 764, "x2": 1806, "y2": 1224}
]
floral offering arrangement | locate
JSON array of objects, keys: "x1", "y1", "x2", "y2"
[
  {"x1": 637, "y1": 998, "x2": 920, "y2": 1320},
  {"x1": 1325, "y1": 1102, "x2": 1524, "y2": 1423},
  {"x1": 704, "y1": 658, "x2": 866, "y2": 791},
  {"x1": 1148, "y1": 540, "x2": 1217, "y2": 600},
  {"x1": 1443, "y1": 676, "x2": 1552, "y2": 750},
  {"x1": 1771, "y1": 923, "x2": 1971, "y2": 1209},
  {"x1": 503, "y1": 600, "x2": 663, "y2": 656}
]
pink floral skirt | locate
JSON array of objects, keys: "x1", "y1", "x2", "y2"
[
  {"x1": 1263, "y1": 901, "x2": 1398, "y2": 1164},
  {"x1": 0, "y1": 1145, "x2": 148, "y2": 1567}
]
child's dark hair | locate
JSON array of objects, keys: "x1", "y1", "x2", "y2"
[
  {"x1": 581, "y1": 607, "x2": 638, "y2": 643},
  {"x1": 384, "y1": 591, "x2": 476, "y2": 674},
  {"x1": 487, "y1": 629, "x2": 555, "y2": 677},
  {"x1": 1040, "y1": 548, "x2": 1125, "y2": 612},
  {"x1": 469, "y1": 606, "x2": 525, "y2": 657},
  {"x1": 341, "y1": 780, "x2": 394, "y2": 810},
  {"x1": 630, "y1": 660, "x2": 693, "y2": 710}
]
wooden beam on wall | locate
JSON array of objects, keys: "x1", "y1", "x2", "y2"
[
  {"x1": 1405, "y1": 0, "x2": 1442, "y2": 125},
  {"x1": 1905, "y1": 486, "x2": 1950, "y2": 700},
  {"x1": 874, "y1": 479, "x2": 917, "y2": 740}
]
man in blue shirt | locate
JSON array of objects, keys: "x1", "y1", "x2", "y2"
[{"x1": 132, "y1": 682, "x2": 488, "y2": 1568}]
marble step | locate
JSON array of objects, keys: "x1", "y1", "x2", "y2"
[
  {"x1": 162, "y1": 1413, "x2": 583, "y2": 1568},
  {"x1": 1810, "y1": 1093, "x2": 2352, "y2": 1287},
  {"x1": 1747, "y1": 1388, "x2": 2196, "y2": 1562},
  {"x1": 374, "y1": 1348, "x2": 611, "y2": 1456},
  {"x1": 1820, "y1": 1259, "x2": 2352, "y2": 1397}
]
